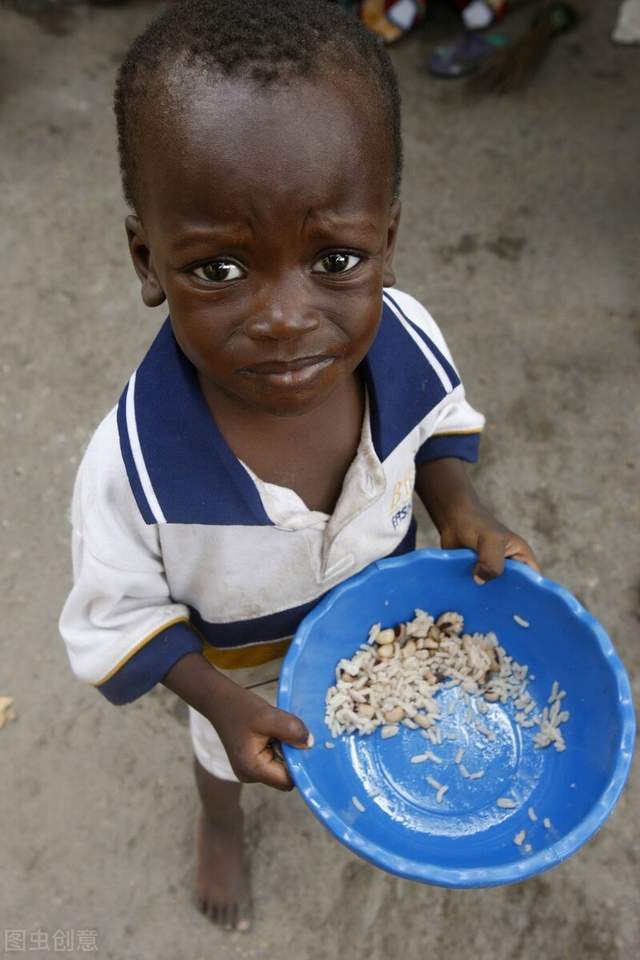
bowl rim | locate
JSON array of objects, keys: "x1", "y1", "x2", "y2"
[{"x1": 279, "y1": 548, "x2": 636, "y2": 887}]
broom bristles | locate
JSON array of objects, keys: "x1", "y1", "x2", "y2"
[{"x1": 468, "y1": 2, "x2": 580, "y2": 94}]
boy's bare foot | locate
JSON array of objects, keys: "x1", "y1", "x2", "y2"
[
  {"x1": 193, "y1": 759, "x2": 252, "y2": 932},
  {"x1": 196, "y1": 809, "x2": 252, "y2": 931}
]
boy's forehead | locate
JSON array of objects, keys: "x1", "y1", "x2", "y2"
[{"x1": 136, "y1": 65, "x2": 394, "y2": 219}]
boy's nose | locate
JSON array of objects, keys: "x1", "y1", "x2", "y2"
[{"x1": 245, "y1": 282, "x2": 320, "y2": 341}]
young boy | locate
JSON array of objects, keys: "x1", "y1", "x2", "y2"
[{"x1": 60, "y1": 0, "x2": 538, "y2": 934}]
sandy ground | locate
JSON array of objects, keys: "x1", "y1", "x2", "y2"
[{"x1": 1, "y1": 1, "x2": 639, "y2": 957}]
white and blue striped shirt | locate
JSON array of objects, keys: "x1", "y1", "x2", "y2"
[{"x1": 59, "y1": 290, "x2": 484, "y2": 704}]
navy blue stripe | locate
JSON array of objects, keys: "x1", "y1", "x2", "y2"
[
  {"x1": 116, "y1": 383, "x2": 156, "y2": 525},
  {"x1": 383, "y1": 292, "x2": 460, "y2": 391},
  {"x1": 415, "y1": 433, "x2": 481, "y2": 465},
  {"x1": 190, "y1": 521, "x2": 417, "y2": 650},
  {"x1": 97, "y1": 621, "x2": 202, "y2": 705},
  {"x1": 189, "y1": 597, "x2": 320, "y2": 649},
  {"x1": 129, "y1": 321, "x2": 273, "y2": 526},
  {"x1": 362, "y1": 300, "x2": 448, "y2": 463}
]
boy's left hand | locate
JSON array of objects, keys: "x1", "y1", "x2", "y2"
[
  {"x1": 438, "y1": 498, "x2": 540, "y2": 584},
  {"x1": 415, "y1": 458, "x2": 540, "y2": 584}
]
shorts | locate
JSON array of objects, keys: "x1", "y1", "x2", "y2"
[{"x1": 188, "y1": 679, "x2": 278, "y2": 781}]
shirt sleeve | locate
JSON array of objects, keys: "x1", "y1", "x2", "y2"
[
  {"x1": 388, "y1": 290, "x2": 485, "y2": 465},
  {"x1": 59, "y1": 409, "x2": 202, "y2": 705}
]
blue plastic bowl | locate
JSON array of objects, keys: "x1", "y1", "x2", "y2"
[{"x1": 278, "y1": 549, "x2": 635, "y2": 887}]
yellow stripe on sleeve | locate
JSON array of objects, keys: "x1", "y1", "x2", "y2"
[
  {"x1": 431, "y1": 428, "x2": 484, "y2": 436},
  {"x1": 201, "y1": 636, "x2": 293, "y2": 670}
]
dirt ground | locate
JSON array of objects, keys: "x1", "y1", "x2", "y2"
[{"x1": 1, "y1": 1, "x2": 638, "y2": 958}]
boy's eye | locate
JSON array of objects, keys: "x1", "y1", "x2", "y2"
[
  {"x1": 193, "y1": 260, "x2": 245, "y2": 283},
  {"x1": 313, "y1": 252, "x2": 362, "y2": 275}
]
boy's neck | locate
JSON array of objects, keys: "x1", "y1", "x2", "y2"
[
  {"x1": 197, "y1": 368, "x2": 362, "y2": 440},
  {"x1": 198, "y1": 369, "x2": 366, "y2": 513}
]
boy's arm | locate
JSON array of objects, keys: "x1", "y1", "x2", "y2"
[
  {"x1": 162, "y1": 652, "x2": 310, "y2": 791},
  {"x1": 60, "y1": 411, "x2": 309, "y2": 791},
  {"x1": 415, "y1": 457, "x2": 540, "y2": 582},
  {"x1": 387, "y1": 294, "x2": 538, "y2": 578}
]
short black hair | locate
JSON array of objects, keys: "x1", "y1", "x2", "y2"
[{"x1": 114, "y1": 0, "x2": 402, "y2": 211}]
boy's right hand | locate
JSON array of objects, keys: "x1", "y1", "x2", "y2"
[{"x1": 208, "y1": 681, "x2": 311, "y2": 791}]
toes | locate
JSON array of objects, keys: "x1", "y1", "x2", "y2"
[
  {"x1": 200, "y1": 900, "x2": 239, "y2": 931},
  {"x1": 198, "y1": 897, "x2": 251, "y2": 933}
]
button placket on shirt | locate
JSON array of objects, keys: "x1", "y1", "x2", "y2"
[{"x1": 319, "y1": 456, "x2": 386, "y2": 583}]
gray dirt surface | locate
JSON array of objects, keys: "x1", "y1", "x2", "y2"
[{"x1": 1, "y1": 1, "x2": 638, "y2": 958}]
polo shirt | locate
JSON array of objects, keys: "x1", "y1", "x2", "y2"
[{"x1": 59, "y1": 289, "x2": 484, "y2": 705}]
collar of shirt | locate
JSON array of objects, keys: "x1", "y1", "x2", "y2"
[{"x1": 116, "y1": 290, "x2": 459, "y2": 526}]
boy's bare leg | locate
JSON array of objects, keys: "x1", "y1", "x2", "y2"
[{"x1": 194, "y1": 757, "x2": 252, "y2": 932}]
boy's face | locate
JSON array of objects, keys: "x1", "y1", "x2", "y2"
[{"x1": 127, "y1": 67, "x2": 401, "y2": 418}]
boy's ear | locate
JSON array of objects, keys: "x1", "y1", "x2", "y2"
[
  {"x1": 382, "y1": 198, "x2": 402, "y2": 288},
  {"x1": 125, "y1": 215, "x2": 166, "y2": 308}
]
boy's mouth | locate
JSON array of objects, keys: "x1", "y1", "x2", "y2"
[{"x1": 240, "y1": 355, "x2": 335, "y2": 387}]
